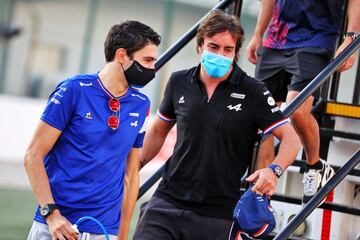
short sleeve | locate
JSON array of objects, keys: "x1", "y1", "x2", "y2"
[
  {"x1": 133, "y1": 105, "x2": 150, "y2": 148},
  {"x1": 157, "y1": 76, "x2": 176, "y2": 122},
  {"x1": 253, "y1": 85, "x2": 289, "y2": 134},
  {"x1": 40, "y1": 80, "x2": 75, "y2": 131}
]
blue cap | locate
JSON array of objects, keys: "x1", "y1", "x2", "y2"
[{"x1": 229, "y1": 187, "x2": 276, "y2": 240}]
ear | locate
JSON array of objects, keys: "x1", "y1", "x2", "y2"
[
  {"x1": 196, "y1": 45, "x2": 201, "y2": 54},
  {"x1": 115, "y1": 48, "x2": 127, "y2": 64}
]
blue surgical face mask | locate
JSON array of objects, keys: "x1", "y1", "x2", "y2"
[{"x1": 201, "y1": 50, "x2": 233, "y2": 78}]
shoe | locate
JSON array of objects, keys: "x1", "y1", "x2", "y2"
[{"x1": 302, "y1": 159, "x2": 335, "y2": 205}]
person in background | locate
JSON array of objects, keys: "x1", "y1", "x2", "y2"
[
  {"x1": 24, "y1": 21, "x2": 161, "y2": 240},
  {"x1": 247, "y1": 0, "x2": 360, "y2": 204}
]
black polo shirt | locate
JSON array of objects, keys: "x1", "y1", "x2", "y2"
[{"x1": 155, "y1": 64, "x2": 289, "y2": 220}]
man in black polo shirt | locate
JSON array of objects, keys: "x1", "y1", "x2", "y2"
[{"x1": 134, "y1": 10, "x2": 301, "y2": 240}]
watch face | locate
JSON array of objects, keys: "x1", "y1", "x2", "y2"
[
  {"x1": 40, "y1": 206, "x2": 49, "y2": 216},
  {"x1": 275, "y1": 166, "x2": 282, "y2": 176}
]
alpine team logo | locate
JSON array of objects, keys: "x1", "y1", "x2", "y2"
[
  {"x1": 130, "y1": 121, "x2": 138, "y2": 127},
  {"x1": 227, "y1": 104, "x2": 242, "y2": 111}
]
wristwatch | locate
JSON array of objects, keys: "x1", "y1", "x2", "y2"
[
  {"x1": 40, "y1": 204, "x2": 58, "y2": 219},
  {"x1": 267, "y1": 164, "x2": 283, "y2": 178},
  {"x1": 344, "y1": 32, "x2": 360, "y2": 41}
]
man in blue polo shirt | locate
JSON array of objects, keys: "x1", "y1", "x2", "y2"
[
  {"x1": 24, "y1": 21, "x2": 161, "y2": 240},
  {"x1": 247, "y1": 0, "x2": 360, "y2": 204}
]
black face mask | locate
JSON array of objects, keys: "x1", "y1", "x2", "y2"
[{"x1": 124, "y1": 60, "x2": 155, "y2": 90}]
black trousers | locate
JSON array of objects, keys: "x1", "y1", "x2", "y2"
[{"x1": 133, "y1": 196, "x2": 234, "y2": 240}]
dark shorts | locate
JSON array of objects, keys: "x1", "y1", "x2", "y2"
[
  {"x1": 133, "y1": 196, "x2": 233, "y2": 240},
  {"x1": 255, "y1": 47, "x2": 331, "y2": 102}
]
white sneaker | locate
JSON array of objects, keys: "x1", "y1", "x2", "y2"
[{"x1": 302, "y1": 159, "x2": 335, "y2": 205}]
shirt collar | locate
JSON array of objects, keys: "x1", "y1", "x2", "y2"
[{"x1": 191, "y1": 63, "x2": 243, "y2": 85}]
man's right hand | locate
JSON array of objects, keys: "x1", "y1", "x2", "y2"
[
  {"x1": 246, "y1": 35, "x2": 263, "y2": 64},
  {"x1": 46, "y1": 210, "x2": 78, "y2": 240}
]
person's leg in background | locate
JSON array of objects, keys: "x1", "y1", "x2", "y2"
[
  {"x1": 286, "y1": 91, "x2": 334, "y2": 204},
  {"x1": 286, "y1": 48, "x2": 334, "y2": 204},
  {"x1": 286, "y1": 93, "x2": 319, "y2": 165}
]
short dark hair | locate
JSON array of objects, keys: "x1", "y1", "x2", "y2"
[
  {"x1": 196, "y1": 10, "x2": 244, "y2": 61},
  {"x1": 104, "y1": 20, "x2": 161, "y2": 62}
]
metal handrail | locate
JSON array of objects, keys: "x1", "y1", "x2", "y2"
[
  {"x1": 271, "y1": 193, "x2": 360, "y2": 216},
  {"x1": 274, "y1": 148, "x2": 360, "y2": 239}
]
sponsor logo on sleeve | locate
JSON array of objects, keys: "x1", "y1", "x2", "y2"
[
  {"x1": 271, "y1": 106, "x2": 280, "y2": 113},
  {"x1": 50, "y1": 97, "x2": 60, "y2": 104},
  {"x1": 267, "y1": 96, "x2": 276, "y2": 106},
  {"x1": 54, "y1": 92, "x2": 63, "y2": 98}
]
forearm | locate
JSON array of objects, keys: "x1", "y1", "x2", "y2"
[
  {"x1": 139, "y1": 118, "x2": 174, "y2": 169},
  {"x1": 24, "y1": 150, "x2": 55, "y2": 206},
  {"x1": 272, "y1": 130, "x2": 301, "y2": 170},
  {"x1": 335, "y1": 0, "x2": 360, "y2": 71},
  {"x1": 140, "y1": 132, "x2": 166, "y2": 168},
  {"x1": 254, "y1": 0, "x2": 275, "y2": 37},
  {"x1": 118, "y1": 172, "x2": 140, "y2": 240}
]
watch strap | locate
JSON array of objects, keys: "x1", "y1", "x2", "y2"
[
  {"x1": 267, "y1": 164, "x2": 283, "y2": 178},
  {"x1": 344, "y1": 32, "x2": 360, "y2": 41},
  {"x1": 40, "y1": 203, "x2": 58, "y2": 219}
]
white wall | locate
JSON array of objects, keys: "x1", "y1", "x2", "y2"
[{"x1": 0, "y1": 94, "x2": 45, "y2": 188}]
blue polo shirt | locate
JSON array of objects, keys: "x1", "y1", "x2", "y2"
[
  {"x1": 33, "y1": 73, "x2": 150, "y2": 235},
  {"x1": 264, "y1": 0, "x2": 344, "y2": 51}
]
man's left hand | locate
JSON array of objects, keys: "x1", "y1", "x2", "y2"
[
  {"x1": 246, "y1": 168, "x2": 278, "y2": 196},
  {"x1": 335, "y1": 37, "x2": 356, "y2": 72}
]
